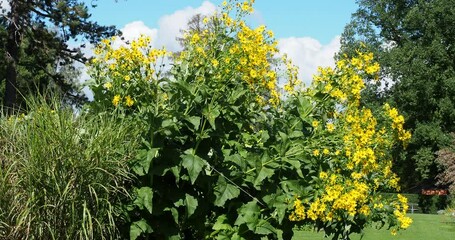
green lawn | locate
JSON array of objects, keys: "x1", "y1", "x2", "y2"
[{"x1": 293, "y1": 214, "x2": 455, "y2": 240}]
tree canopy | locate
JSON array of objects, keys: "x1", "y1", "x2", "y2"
[
  {"x1": 0, "y1": 0, "x2": 119, "y2": 112},
  {"x1": 339, "y1": 0, "x2": 455, "y2": 190}
]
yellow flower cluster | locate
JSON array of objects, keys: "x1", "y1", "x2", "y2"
[
  {"x1": 314, "y1": 51, "x2": 380, "y2": 106},
  {"x1": 177, "y1": 0, "x2": 298, "y2": 107},
  {"x1": 289, "y1": 51, "x2": 412, "y2": 232},
  {"x1": 384, "y1": 103, "x2": 412, "y2": 143},
  {"x1": 393, "y1": 194, "x2": 413, "y2": 229},
  {"x1": 90, "y1": 35, "x2": 169, "y2": 108},
  {"x1": 288, "y1": 198, "x2": 305, "y2": 221}
]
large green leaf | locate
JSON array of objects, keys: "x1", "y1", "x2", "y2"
[
  {"x1": 181, "y1": 149, "x2": 206, "y2": 184},
  {"x1": 212, "y1": 214, "x2": 232, "y2": 231},
  {"x1": 263, "y1": 194, "x2": 288, "y2": 224},
  {"x1": 254, "y1": 166, "x2": 274, "y2": 188},
  {"x1": 185, "y1": 193, "x2": 198, "y2": 217},
  {"x1": 255, "y1": 219, "x2": 276, "y2": 235},
  {"x1": 132, "y1": 148, "x2": 159, "y2": 176},
  {"x1": 214, "y1": 176, "x2": 240, "y2": 206},
  {"x1": 133, "y1": 187, "x2": 154, "y2": 214},
  {"x1": 130, "y1": 219, "x2": 153, "y2": 240},
  {"x1": 202, "y1": 104, "x2": 220, "y2": 130},
  {"x1": 234, "y1": 201, "x2": 260, "y2": 231},
  {"x1": 186, "y1": 116, "x2": 201, "y2": 130}
]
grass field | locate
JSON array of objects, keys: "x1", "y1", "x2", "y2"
[{"x1": 293, "y1": 214, "x2": 455, "y2": 240}]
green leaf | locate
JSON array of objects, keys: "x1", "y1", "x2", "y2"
[
  {"x1": 185, "y1": 193, "x2": 198, "y2": 217},
  {"x1": 132, "y1": 148, "x2": 159, "y2": 176},
  {"x1": 161, "y1": 118, "x2": 175, "y2": 128},
  {"x1": 263, "y1": 194, "x2": 288, "y2": 224},
  {"x1": 225, "y1": 153, "x2": 247, "y2": 170},
  {"x1": 234, "y1": 201, "x2": 260, "y2": 231},
  {"x1": 285, "y1": 145, "x2": 304, "y2": 158},
  {"x1": 133, "y1": 187, "x2": 153, "y2": 214},
  {"x1": 297, "y1": 95, "x2": 313, "y2": 121},
  {"x1": 130, "y1": 219, "x2": 153, "y2": 240},
  {"x1": 284, "y1": 158, "x2": 304, "y2": 178},
  {"x1": 213, "y1": 214, "x2": 232, "y2": 231},
  {"x1": 202, "y1": 104, "x2": 220, "y2": 130},
  {"x1": 214, "y1": 176, "x2": 240, "y2": 206},
  {"x1": 254, "y1": 167, "x2": 274, "y2": 188},
  {"x1": 186, "y1": 116, "x2": 201, "y2": 130},
  {"x1": 255, "y1": 219, "x2": 276, "y2": 235},
  {"x1": 231, "y1": 233, "x2": 245, "y2": 240},
  {"x1": 181, "y1": 149, "x2": 206, "y2": 184},
  {"x1": 228, "y1": 89, "x2": 247, "y2": 104},
  {"x1": 164, "y1": 207, "x2": 179, "y2": 224}
]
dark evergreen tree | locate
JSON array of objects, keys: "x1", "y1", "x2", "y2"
[{"x1": 0, "y1": 0, "x2": 119, "y2": 112}]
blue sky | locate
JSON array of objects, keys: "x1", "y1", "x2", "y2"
[
  {"x1": 84, "y1": 0, "x2": 358, "y2": 84},
  {"x1": 88, "y1": 0, "x2": 357, "y2": 45}
]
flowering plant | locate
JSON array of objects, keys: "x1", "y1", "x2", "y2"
[{"x1": 87, "y1": 1, "x2": 412, "y2": 239}]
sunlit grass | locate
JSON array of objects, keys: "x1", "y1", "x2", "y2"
[{"x1": 293, "y1": 214, "x2": 455, "y2": 240}]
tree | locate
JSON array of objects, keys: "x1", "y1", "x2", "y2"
[
  {"x1": 0, "y1": 0, "x2": 119, "y2": 113},
  {"x1": 436, "y1": 133, "x2": 455, "y2": 194},
  {"x1": 339, "y1": 0, "x2": 455, "y2": 191}
]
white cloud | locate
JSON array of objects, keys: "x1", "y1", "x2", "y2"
[
  {"x1": 0, "y1": 0, "x2": 10, "y2": 15},
  {"x1": 104, "y1": 1, "x2": 216, "y2": 51},
  {"x1": 278, "y1": 36, "x2": 341, "y2": 86},
  {"x1": 155, "y1": 1, "x2": 216, "y2": 51},
  {"x1": 120, "y1": 21, "x2": 158, "y2": 43}
]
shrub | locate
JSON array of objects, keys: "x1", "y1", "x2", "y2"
[
  {"x1": 0, "y1": 96, "x2": 140, "y2": 239},
  {"x1": 87, "y1": 1, "x2": 414, "y2": 239}
]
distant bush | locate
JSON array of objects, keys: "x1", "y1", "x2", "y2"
[
  {"x1": 382, "y1": 193, "x2": 451, "y2": 214},
  {"x1": 418, "y1": 194, "x2": 451, "y2": 214}
]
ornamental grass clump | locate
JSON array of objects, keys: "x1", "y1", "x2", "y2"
[{"x1": 0, "y1": 96, "x2": 140, "y2": 239}]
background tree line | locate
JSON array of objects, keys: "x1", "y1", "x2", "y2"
[{"x1": 339, "y1": 0, "x2": 455, "y2": 192}]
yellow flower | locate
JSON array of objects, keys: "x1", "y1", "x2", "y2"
[
  {"x1": 125, "y1": 95, "x2": 134, "y2": 107},
  {"x1": 326, "y1": 123, "x2": 335, "y2": 132},
  {"x1": 313, "y1": 149, "x2": 320, "y2": 157},
  {"x1": 240, "y1": 57, "x2": 247, "y2": 65},
  {"x1": 241, "y1": 2, "x2": 249, "y2": 12},
  {"x1": 203, "y1": 17, "x2": 209, "y2": 24},
  {"x1": 103, "y1": 82, "x2": 113, "y2": 90},
  {"x1": 391, "y1": 229, "x2": 397, "y2": 236},
  {"x1": 191, "y1": 33, "x2": 200, "y2": 43},
  {"x1": 112, "y1": 95, "x2": 121, "y2": 107},
  {"x1": 211, "y1": 59, "x2": 219, "y2": 68},
  {"x1": 124, "y1": 75, "x2": 131, "y2": 81},
  {"x1": 319, "y1": 171, "x2": 328, "y2": 179},
  {"x1": 312, "y1": 120, "x2": 319, "y2": 128},
  {"x1": 323, "y1": 148, "x2": 330, "y2": 155}
]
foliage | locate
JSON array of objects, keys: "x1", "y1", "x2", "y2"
[
  {"x1": 0, "y1": 0, "x2": 119, "y2": 112},
  {"x1": 436, "y1": 133, "x2": 455, "y2": 193},
  {"x1": 0, "y1": 95, "x2": 140, "y2": 239},
  {"x1": 339, "y1": 0, "x2": 455, "y2": 190},
  {"x1": 87, "y1": 1, "x2": 413, "y2": 239}
]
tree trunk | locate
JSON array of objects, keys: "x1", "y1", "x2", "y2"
[{"x1": 3, "y1": 1, "x2": 21, "y2": 115}]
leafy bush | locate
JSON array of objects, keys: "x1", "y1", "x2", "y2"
[
  {"x1": 87, "y1": 1, "x2": 414, "y2": 239},
  {"x1": 418, "y1": 195, "x2": 451, "y2": 214},
  {"x1": 0, "y1": 96, "x2": 140, "y2": 239}
]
